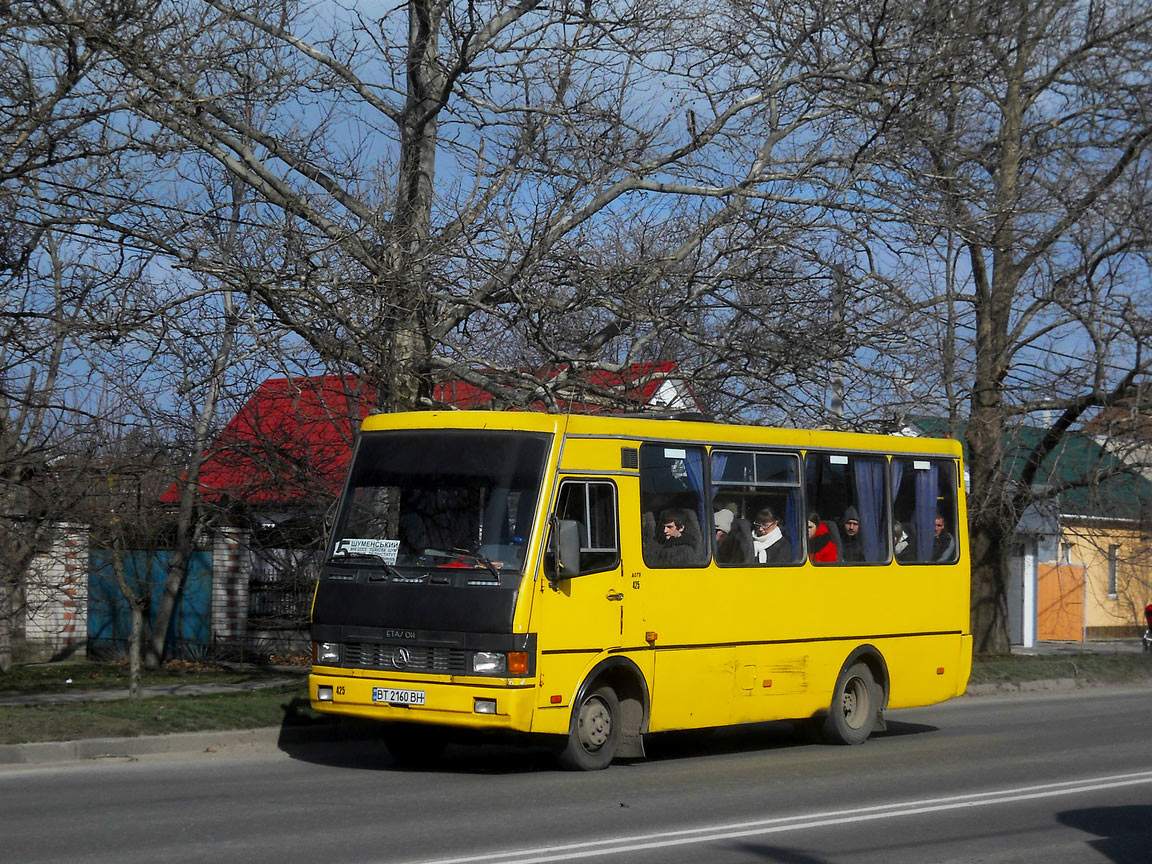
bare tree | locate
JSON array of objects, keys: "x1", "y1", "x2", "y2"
[
  {"x1": 0, "y1": 224, "x2": 150, "y2": 670},
  {"x1": 79, "y1": 0, "x2": 877, "y2": 419},
  {"x1": 0, "y1": 1, "x2": 169, "y2": 670},
  {"x1": 834, "y1": 0, "x2": 1152, "y2": 651},
  {"x1": 15, "y1": 0, "x2": 1150, "y2": 665}
]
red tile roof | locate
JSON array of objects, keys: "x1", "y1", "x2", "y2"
[
  {"x1": 162, "y1": 364, "x2": 694, "y2": 505},
  {"x1": 161, "y1": 375, "x2": 369, "y2": 505}
]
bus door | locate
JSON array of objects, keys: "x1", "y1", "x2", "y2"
[{"x1": 532, "y1": 477, "x2": 634, "y2": 709}]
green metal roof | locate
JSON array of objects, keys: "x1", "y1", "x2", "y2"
[{"x1": 910, "y1": 417, "x2": 1152, "y2": 521}]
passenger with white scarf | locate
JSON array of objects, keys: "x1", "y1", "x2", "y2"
[{"x1": 751, "y1": 507, "x2": 792, "y2": 564}]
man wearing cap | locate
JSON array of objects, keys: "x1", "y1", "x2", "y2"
[{"x1": 841, "y1": 505, "x2": 864, "y2": 562}]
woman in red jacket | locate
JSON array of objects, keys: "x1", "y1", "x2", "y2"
[{"x1": 807, "y1": 510, "x2": 839, "y2": 563}]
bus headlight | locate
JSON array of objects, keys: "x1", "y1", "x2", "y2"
[
  {"x1": 314, "y1": 642, "x2": 340, "y2": 664},
  {"x1": 472, "y1": 652, "x2": 506, "y2": 674}
]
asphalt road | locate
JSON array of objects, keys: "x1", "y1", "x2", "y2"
[{"x1": 3, "y1": 687, "x2": 1151, "y2": 864}]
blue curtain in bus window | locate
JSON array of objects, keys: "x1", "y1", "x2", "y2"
[
  {"x1": 914, "y1": 464, "x2": 939, "y2": 561},
  {"x1": 784, "y1": 487, "x2": 802, "y2": 560},
  {"x1": 854, "y1": 457, "x2": 885, "y2": 561},
  {"x1": 710, "y1": 453, "x2": 727, "y2": 504}
]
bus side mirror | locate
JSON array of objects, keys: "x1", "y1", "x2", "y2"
[{"x1": 546, "y1": 518, "x2": 582, "y2": 585}]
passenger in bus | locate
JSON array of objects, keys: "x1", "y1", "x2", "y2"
[
  {"x1": 932, "y1": 512, "x2": 957, "y2": 562},
  {"x1": 752, "y1": 507, "x2": 791, "y2": 564},
  {"x1": 840, "y1": 506, "x2": 864, "y2": 562},
  {"x1": 893, "y1": 520, "x2": 913, "y2": 562},
  {"x1": 714, "y1": 508, "x2": 753, "y2": 564},
  {"x1": 807, "y1": 510, "x2": 838, "y2": 563},
  {"x1": 646, "y1": 507, "x2": 702, "y2": 566}
]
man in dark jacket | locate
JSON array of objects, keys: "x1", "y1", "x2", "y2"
[
  {"x1": 647, "y1": 507, "x2": 701, "y2": 566},
  {"x1": 932, "y1": 512, "x2": 957, "y2": 562},
  {"x1": 841, "y1": 505, "x2": 864, "y2": 562}
]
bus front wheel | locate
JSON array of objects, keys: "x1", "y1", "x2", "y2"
[
  {"x1": 822, "y1": 662, "x2": 878, "y2": 745},
  {"x1": 559, "y1": 685, "x2": 621, "y2": 771}
]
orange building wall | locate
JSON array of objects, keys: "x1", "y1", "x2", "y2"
[{"x1": 1062, "y1": 522, "x2": 1152, "y2": 639}]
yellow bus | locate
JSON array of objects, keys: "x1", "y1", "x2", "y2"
[{"x1": 310, "y1": 411, "x2": 971, "y2": 769}]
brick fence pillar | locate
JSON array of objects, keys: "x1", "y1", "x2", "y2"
[
  {"x1": 211, "y1": 527, "x2": 250, "y2": 641},
  {"x1": 24, "y1": 523, "x2": 89, "y2": 660}
]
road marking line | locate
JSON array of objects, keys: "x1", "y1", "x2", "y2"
[{"x1": 408, "y1": 770, "x2": 1152, "y2": 864}]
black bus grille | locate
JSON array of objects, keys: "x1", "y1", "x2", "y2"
[{"x1": 343, "y1": 643, "x2": 468, "y2": 674}]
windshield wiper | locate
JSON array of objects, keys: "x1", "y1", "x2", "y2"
[
  {"x1": 327, "y1": 550, "x2": 404, "y2": 580},
  {"x1": 423, "y1": 547, "x2": 502, "y2": 579}
]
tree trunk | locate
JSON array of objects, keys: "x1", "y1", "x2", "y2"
[
  {"x1": 146, "y1": 292, "x2": 237, "y2": 669},
  {"x1": 110, "y1": 539, "x2": 144, "y2": 701},
  {"x1": 0, "y1": 479, "x2": 26, "y2": 673},
  {"x1": 146, "y1": 545, "x2": 189, "y2": 670},
  {"x1": 968, "y1": 509, "x2": 1011, "y2": 654},
  {"x1": 966, "y1": 275, "x2": 1012, "y2": 655},
  {"x1": 128, "y1": 601, "x2": 143, "y2": 703},
  {"x1": 0, "y1": 576, "x2": 12, "y2": 674},
  {"x1": 372, "y1": 0, "x2": 443, "y2": 412}
]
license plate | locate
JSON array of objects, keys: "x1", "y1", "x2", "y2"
[{"x1": 372, "y1": 687, "x2": 426, "y2": 706}]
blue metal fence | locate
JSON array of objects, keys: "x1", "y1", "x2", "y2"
[{"x1": 88, "y1": 550, "x2": 212, "y2": 653}]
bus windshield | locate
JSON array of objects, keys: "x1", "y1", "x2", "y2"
[{"x1": 330, "y1": 429, "x2": 551, "y2": 574}]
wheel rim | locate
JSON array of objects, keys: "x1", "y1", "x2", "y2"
[
  {"x1": 841, "y1": 675, "x2": 869, "y2": 730},
  {"x1": 577, "y1": 695, "x2": 612, "y2": 752}
]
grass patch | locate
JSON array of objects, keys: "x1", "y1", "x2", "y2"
[
  {"x1": 0, "y1": 684, "x2": 324, "y2": 745},
  {"x1": 969, "y1": 652, "x2": 1152, "y2": 687},
  {"x1": 0, "y1": 661, "x2": 301, "y2": 697}
]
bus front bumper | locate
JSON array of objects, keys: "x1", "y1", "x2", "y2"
[{"x1": 309, "y1": 669, "x2": 537, "y2": 731}]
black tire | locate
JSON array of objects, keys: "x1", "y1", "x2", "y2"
[
  {"x1": 559, "y1": 685, "x2": 621, "y2": 771},
  {"x1": 381, "y1": 723, "x2": 447, "y2": 768},
  {"x1": 821, "y1": 661, "x2": 878, "y2": 745}
]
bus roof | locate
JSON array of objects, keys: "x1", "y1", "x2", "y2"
[{"x1": 359, "y1": 411, "x2": 963, "y2": 458}]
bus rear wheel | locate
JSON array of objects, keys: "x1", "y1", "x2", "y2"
[
  {"x1": 559, "y1": 685, "x2": 621, "y2": 771},
  {"x1": 822, "y1": 661, "x2": 878, "y2": 745}
]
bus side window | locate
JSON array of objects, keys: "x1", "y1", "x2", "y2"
[
  {"x1": 805, "y1": 451, "x2": 889, "y2": 564},
  {"x1": 555, "y1": 480, "x2": 619, "y2": 575},
  {"x1": 639, "y1": 443, "x2": 709, "y2": 568},
  {"x1": 710, "y1": 448, "x2": 802, "y2": 566},
  {"x1": 891, "y1": 458, "x2": 959, "y2": 564}
]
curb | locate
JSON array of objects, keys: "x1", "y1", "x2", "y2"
[
  {"x1": 964, "y1": 677, "x2": 1080, "y2": 697},
  {"x1": 0, "y1": 724, "x2": 347, "y2": 766}
]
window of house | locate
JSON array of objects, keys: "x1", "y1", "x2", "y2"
[
  {"x1": 554, "y1": 480, "x2": 619, "y2": 575},
  {"x1": 805, "y1": 451, "x2": 890, "y2": 564},
  {"x1": 1108, "y1": 544, "x2": 1119, "y2": 597},
  {"x1": 639, "y1": 443, "x2": 709, "y2": 568},
  {"x1": 891, "y1": 457, "x2": 959, "y2": 564},
  {"x1": 710, "y1": 449, "x2": 802, "y2": 566}
]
